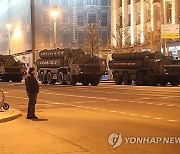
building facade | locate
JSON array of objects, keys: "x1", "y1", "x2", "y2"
[
  {"x1": 111, "y1": 0, "x2": 180, "y2": 57},
  {"x1": 0, "y1": 0, "x2": 111, "y2": 66}
]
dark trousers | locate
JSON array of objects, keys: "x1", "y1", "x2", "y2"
[{"x1": 27, "y1": 93, "x2": 38, "y2": 117}]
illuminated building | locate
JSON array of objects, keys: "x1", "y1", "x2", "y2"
[
  {"x1": 111, "y1": 0, "x2": 180, "y2": 58},
  {"x1": 0, "y1": 0, "x2": 110, "y2": 66}
]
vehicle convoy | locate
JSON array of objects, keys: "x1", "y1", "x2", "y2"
[
  {"x1": 36, "y1": 48, "x2": 106, "y2": 86},
  {"x1": 109, "y1": 51, "x2": 180, "y2": 86},
  {"x1": 0, "y1": 55, "x2": 26, "y2": 82}
]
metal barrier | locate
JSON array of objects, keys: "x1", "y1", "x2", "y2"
[{"x1": 0, "y1": 89, "x2": 9, "y2": 110}]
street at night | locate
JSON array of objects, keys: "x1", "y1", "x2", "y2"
[{"x1": 0, "y1": 81, "x2": 179, "y2": 154}]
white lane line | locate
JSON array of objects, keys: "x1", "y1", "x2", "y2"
[
  {"x1": 156, "y1": 103, "x2": 163, "y2": 106},
  {"x1": 146, "y1": 103, "x2": 154, "y2": 105},
  {"x1": 129, "y1": 114, "x2": 138, "y2": 116},
  {"x1": 5, "y1": 95, "x2": 179, "y2": 123},
  {"x1": 141, "y1": 116, "x2": 150, "y2": 118},
  {"x1": 167, "y1": 104, "x2": 176, "y2": 107},
  {"x1": 154, "y1": 117, "x2": 163, "y2": 120},
  {"x1": 110, "y1": 111, "x2": 117, "y2": 113},
  {"x1": 118, "y1": 112, "x2": 127, "y2": 115},
  {"x1": 167, "y1": 119, "x2": 177, "y2": 122}
]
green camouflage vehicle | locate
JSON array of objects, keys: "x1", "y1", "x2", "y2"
[
  {"x1": 109, "y1": 51, "x2": 180, "y2": 86},
  {"x1": 0, "y1": 55, "x2": 26, "y2": 82},
  {"x1": 36, "y1": 48, "x2": 106, "y2": 86}
]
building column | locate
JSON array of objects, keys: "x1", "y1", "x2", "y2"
[
  {"x1": 130, "y1": 0, "x2": 135, "y2": 45},
  {"x1": 140, "y1": 0, "x2": 145, "y2": 43},
  {"x1": 111, "y1": 0, "x2": 117, "y2": 46},
  {"x1": 172, "y1": 0, "x2": 180, "y2": 24}
]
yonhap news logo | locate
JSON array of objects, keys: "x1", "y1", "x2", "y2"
[{"x1": 108, "y1": 132, "x2": 180, "y2": 148}]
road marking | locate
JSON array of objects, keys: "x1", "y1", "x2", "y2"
[
  {"x1": 141, "y1": 116, "x2": 150, "y2": 118},
  {"x1": 154, "y1": 117, "x2": 163, "y2": 120},
  {"x1": 167, "y1": 119, "x2": 177, "y2": 122},
  {"x1": 5, "y1": 94, "x2": 179, "y2": 123},
  {"x1": 129, "y1": 114, "x2": 138, "y2": 116}
]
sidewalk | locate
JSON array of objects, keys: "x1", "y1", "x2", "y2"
[{"x1": 0, "y1": 108, "x2": 22, "y2": 123}]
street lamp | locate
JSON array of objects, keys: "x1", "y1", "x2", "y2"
[
  {"x1": 6, "y1": 23, "x2": 12, "y2": 55},
  {"x1": 51, "y1": 6, "x2": 59, "y2": 49}
]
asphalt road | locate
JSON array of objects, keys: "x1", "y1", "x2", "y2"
[{"x1": 0, "y1": 81, "x2": 180, "y2": 154}]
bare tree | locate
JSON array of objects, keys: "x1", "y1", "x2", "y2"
[
  {"x1": 83, "y1": 24, "x2": 101, "y2": 56},
  {"x1": 112, "y1": 17, "x2": 131, "y2": 52}
]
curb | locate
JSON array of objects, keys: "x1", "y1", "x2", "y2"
[{"x1": 0, "y1": 109, "x2": 22, "y2": 123}]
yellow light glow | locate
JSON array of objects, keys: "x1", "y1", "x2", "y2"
[
  {"x1": 51, "y1": 6, "x2": 59, "y2": 18},
  {"x1": 13, "y1": 26, "x2": 22, "y2": 38},
  {"x1": 6, "y1": 23, "x2": 12, "y2": 31}
]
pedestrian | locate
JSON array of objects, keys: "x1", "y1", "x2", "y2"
[{"x1": 25, "y1": 67, "x2": 39, "y2": 119}]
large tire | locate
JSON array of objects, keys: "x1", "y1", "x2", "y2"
[
  {"x1": 147, "y1": 73, "x2": 157, "y2": 86},
  {"x1": 82, "y1": 80, "x2": 89, "y2": 86},
  {"x1": 66, "y1": 72, "x2": 77, "y2": 85},
  {"x1": 11, "y1": 75, "x2": 23, "y2": 82},
  {"x1": 123, "y1": 72, "x2": 131, "y2": 85},
  {"x1": 90, "y1": 78, "x2": 100, "y2": 86},
  {"x1": 170, "y1": 77, "x2": 179, "y2": 86},
  {"x1": 58, "y1": 72, "x2": 66, "y2": 85},
  {"x1": 136, "y1": 72, "x2": 145, "y2": 86},
  {"x1": 40, "y1": 72, "x2": 48, "y2": 84},
  {"x1": 47, "y1": 72, "x2": 56, "y2": 84},
  {"x1": 113, "y1": 72, "x2": 123, "y2": 85}
]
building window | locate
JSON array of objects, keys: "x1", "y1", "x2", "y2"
[
  {"x1": 101, "y1": 0, "x2": 107, "y2": 6},
  {"x1": 43, "y1": 33, "x2": 50, "y2": 43},
  {"x1": 77, "y1": 0, "x2": 83, "y2": 5},
  {"x1": 101, "y1": 13, "x2": 107, "y2": 26},
  {"x1": 102, "y1": 31, "x2": 108, "y2": 43},
  {"x1": 93, "y1": 0, "x2": 97, "y2": 5},
  {"x1": 42, "y1": 0, "x2": 50, "y2": 4},
  {"x1": 61, "y1": 0, "x2": 68, "y2": 5},
  {"x1": 62, "y1": 32, "x2": 69, "y2": 43},
  {"x1": 119, "y1": 0, "x2": 122, "y2": 7},
  {"x1": 62, "y1": 13, "x2": 68, "y2": 22},
  {"x1": 88, "y1": 14, "x2": 96, "y2": 23},
  {"x1": 43, "y1": 11, "x2": 50, "y2": 22},
  {"x1": 128, "y1": 14, "x2": 131, "y2": 26},
  {"x1": 128, "y1": 0, "x2": 131, "y2": 5},
  {"x1": 77, "y1": 13, "x2": 84, "y2": 26},
  {"x1": 87, "y1": 0, "x2": 91, "y2": 5},
  {"x1": 78, "y1": 31, "x2": 84, "y2": 44}
]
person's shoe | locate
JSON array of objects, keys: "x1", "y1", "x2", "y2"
[
  {"x1": 32, "y1": 116, "x2": 38, "y2": 119},
  {"x1": 26, "y1": 116, "x2": 33, "y2": 119}
]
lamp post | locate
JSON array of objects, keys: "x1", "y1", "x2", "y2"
[
  {"x1": 6, "y1": 23, "x2": 12, "y2": 55},
  {"x1": 51, "y1": 6, "x2": 59, "y2": 49}
]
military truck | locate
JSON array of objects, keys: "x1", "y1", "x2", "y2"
[
  {"x1": 36, "y1": 48, "x2": 106, "y2": 86},
  {"x1": 0, "y1": 55, "x2": 26, "y2": 82},
  {"x1": 109, "y1": 51, "x2": 180, "y2": 86}
]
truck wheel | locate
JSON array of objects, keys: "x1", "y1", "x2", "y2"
[
  {"x1": 40, "y1": 72, "x2": 48, "y2": 84},
  {"x1": 170, "y1": 78, "x2": 179, "y2": 86},
  {"x1": 136, "y1": 72, "x2": 145, "y2": 86},
  {"x1": 82, "y1": 81, "x2": 89, "y2": 86},
  {"x1": 123, "y1": 72, "x2": 131, "y2": 85},
  {"x1": 11, "y1": 75, "x2": 22, "y2": 82},
  {"x1": 147, "y1": 73, "x2": 157, "y2": 86},
  {"x1": 113, "y1": 72, "x2": 123, "y2": 85},
  {"x1": 58, "y1": 72, "x2": 66, "y2": 85},
  {"x1": 90, "y1": 78, "x2": 100, "y2": 86},
  {"x1": 66, "y1": 72, "x2": 77, "y2": 85},
  {"x1": 47, "y1": 72, "x2": 56, "y2": 84}
]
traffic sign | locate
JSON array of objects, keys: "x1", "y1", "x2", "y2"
[{"x1": 161, "y1": 24, "x2": 180, "y2": 38}]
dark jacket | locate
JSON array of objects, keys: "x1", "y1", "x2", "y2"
[{"x1": 25, "y1": 73, "x2": 39, "y2": 93}]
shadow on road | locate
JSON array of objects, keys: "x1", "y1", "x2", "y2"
[{"x1": 32, "y1": 118, "x2": 48, "y2": 122}]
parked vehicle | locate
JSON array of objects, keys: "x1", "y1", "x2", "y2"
[
  {"x1": 0, "y1": 55, "x2": 26, "y2": 82},
  {"x1": 109, "y1": 51, "x2": 180, "y2": 86},
  {"x1": 36, "y1": 48, "x2": 106, "y2": 86}
]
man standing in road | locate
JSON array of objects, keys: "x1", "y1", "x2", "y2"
[{"x1": 25, "y1": 67, "x2": 39, "y2": 119}]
